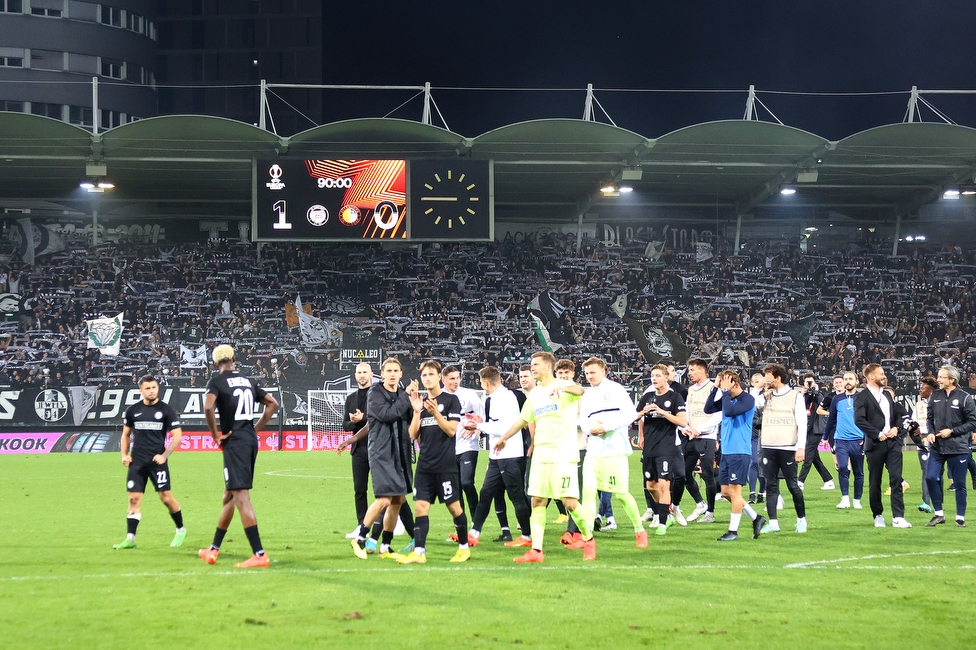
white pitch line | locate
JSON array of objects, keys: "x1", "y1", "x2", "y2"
[
  {"x1": 784, "y1": 548, "x2": 976, "y2": 569},
  {"x1": 4, "y1": 556, "x2": 976, "y2": 583},
  {"x1": 264, "y1": 469, "x2": 350, "y2": 480}
]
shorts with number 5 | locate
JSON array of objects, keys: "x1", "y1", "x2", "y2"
[
  {"x1": 222, "y1": 434, "x2": 258, "y2": 491},
  {"x1": 641, "y1": 454, "x2": 683, "y2": 482},
  {"x1": 527, "y1": 461, "x2": 580, "y2": 500},
  {"x1": 413, "y1": 470, "x2": 461, "y2": 504},
  {"x1": 126, "y1": 458, "x2": 172, "y2": 493}
]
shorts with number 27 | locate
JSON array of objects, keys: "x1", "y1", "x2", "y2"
[{"x1": 527, "y1": 461, "x2": 580, "y2": 500}]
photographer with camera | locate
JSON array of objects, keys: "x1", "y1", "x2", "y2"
[{"x1": 798, "y1": 373, "x2": 835, "y2": 491}]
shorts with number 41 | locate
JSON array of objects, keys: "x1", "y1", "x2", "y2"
[{"x1": 528, "y1": 461, "x2": 579, "y2": 500}]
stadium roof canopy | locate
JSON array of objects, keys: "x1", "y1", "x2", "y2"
[{"x1": 1, "y1": 112, "x2": 975, "y2": 226}]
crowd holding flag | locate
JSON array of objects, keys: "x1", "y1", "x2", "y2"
[{"x1": 85, "y1": 313, "x2": 124, "y2": 356}]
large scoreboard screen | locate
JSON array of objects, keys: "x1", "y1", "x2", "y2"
[{"x1": 252, "y1": 159, "x2": 492, "y2": 242}]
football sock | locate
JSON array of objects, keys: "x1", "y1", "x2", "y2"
[
  {"x1": 399, "y1": 502, "x2": 416, "y2": 538},
  {"x1": 568, "y1": 506, "x2": 592, "y2": 539},
  {"x1": 530, "y1": 506, "x2": 546, "y2": 550},
  {"x1": 613, "y1": 492, "x2": 644, "y2": 532},
  {"x1": 243, "y1": 525, "x2": 264, "y2": 556},
  {"x1": 357, "y1": 523, "x2": 370, "y2": 540},
  {"x1": 743, "y1": 504, "x2": 758, "y2": 520},
  {"x1": 415, "y1": 515, "x2": 430, "y2": 549},
  {"x1": 556, "y1": 499, "x2": 567, "y2": 516},
  {"x1": 370, "y1": 520, "x2": 383, "y2": 541},
  {"x1": 566, "y1": 513, "x2": 579, "y2": 534},
  {"x1": 170, "y1": 509, "x2": 184, "y2": 529},
  {"x1": 453, "y1": 513, "x2": 468, "y2": 548},
  {"x1": 729, "y1": 512, "x2": 742, "y2": 532},
  {"x1": 381, "y1": 530, "x2": 394, "y2": 547},
  {"x1": 656, "y1": 501, "x2": 670, "y2": 522},
  {"x1": 211, "y1": 527, "x2": 227, "y2": 550},
  {"x1": 126, "y1": 512, "x2": 141, "y2": 537}
]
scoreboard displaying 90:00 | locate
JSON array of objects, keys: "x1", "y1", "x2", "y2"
[{"x1": 252, "y1": 158, "x2": 493, "y2": 242}]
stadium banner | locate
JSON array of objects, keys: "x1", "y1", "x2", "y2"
[
  {"x1": 0, "y1": 432, "x2": 63, "y2": 454},
  {"x1": 339, "y1": 326, "x2": 382, "y2": 370},
  {"x1": 0, "y1": 386, "x2": 282, "y2": 428},
  {"x1": 176, "y1": 430, "x2": 309, "y2": 452}
]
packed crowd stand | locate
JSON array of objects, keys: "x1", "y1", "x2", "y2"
[{"x1": 1, "y1": 231, "x2": 974, "y2": 397}]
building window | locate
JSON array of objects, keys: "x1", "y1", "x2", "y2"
[
  {"x1": 0, "y1": 56, "x2": 24, "y2": 67},
  {"x1": 0, "y1": 100, "x2": 25, "y2": 113},
  {"x1": 126, "y1": 11, "x2": 142, "y2": 33},
  {"x1": 99, "y1": 5, "x2": 121, "y2": 27},
  {"x1": 99, "y1": 109, "x2": 125, "y2": 128},
  {"x1": 31, "y1": 102, "x2": 62, "y2": 119},
  {"x1": 31, "y1": 49, "x2": 64, "y2": 71},
  {"x1": 31, "y1": 0, "x2": 63, "y2": 17},
  {"x1": 0, "y1": 0, "x2": 23, "y2": 14},
  {"x1": 68, "y1": 105, "x2": 93, "y2": 127},
  {"x1": 101, "y1": 58, "x2": 123, "y2": 79}
]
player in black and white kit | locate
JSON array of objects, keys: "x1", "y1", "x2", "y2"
[
  {"x1": 113, "y1": 374, "x2": 185, "y2": 550},
  {"x1": 636, "y1": 363, "x2": 688, "y2": 536},
  {"x1": 398, "y1": 360, "x2": 469, "y2": 564},
  {"x1": 199, "y1": 344, "x2": 278, "y2": 568}
]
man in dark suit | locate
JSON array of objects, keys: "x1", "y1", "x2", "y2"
[{"x1": 854, "y1": 363, "x2": 911, "y2": 528}]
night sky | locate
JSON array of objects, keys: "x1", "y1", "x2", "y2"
[{"x1": 324, "y1": 2, "x2": 976, "y2": 139}]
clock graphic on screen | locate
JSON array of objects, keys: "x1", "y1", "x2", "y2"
[{"x1": 410, "y1": 160, "x2": 491, "y2": 239}]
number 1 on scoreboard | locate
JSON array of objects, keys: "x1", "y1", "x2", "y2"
[{"x1": 272, "y1": 200, "x2": 292, "y2": 230}]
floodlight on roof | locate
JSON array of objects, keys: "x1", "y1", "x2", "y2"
[
  {"x1": 943, "y1": 188, "x2": 960, "y2": 199},
  {"x1": 780, "y1": 187, "x2": 796, "y2": 195}
]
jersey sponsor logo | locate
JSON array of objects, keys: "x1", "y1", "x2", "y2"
[
  {"x1": 420, "y1": 416, "x2": 438, "y2": 428},
  {"x1": 534, "y1": 403, "x2": 558, "y2": 417},
  {"x1": 134, "y1": 421, "x2": 164, "y2": 430}
]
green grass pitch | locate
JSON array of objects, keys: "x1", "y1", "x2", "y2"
[{"x1": 2, "y1": 450, "x2": 975, "y2": 649}]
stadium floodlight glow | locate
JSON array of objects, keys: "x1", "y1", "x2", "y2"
[
  {"x1": 916, "y1": 234, "x2": 926, "y2": 241},
  {"x1": 97, "y1": 181, "x2": 114, "y2": 189},
  {"x1": 804, "y1": 227, "x2": 817, "y2": 232},
  {"x1": 79, "y1": 181, "x2": 95, "y2": 189},
  {"x1": 618, "y1": 185, "x2": 633, "y2": 193},
  {"x1": 905, "y1": 235, "x2": 914, "y2": 242},
  {"x1": 943, "y1": 189, "x2": 960, "y2": 199},
  {"x1": 963, "y1": 189, "x2": 976, "y2": 196},
  {"x1": 600, "y1": 183, "x2": 617, "y2": 193},
  {"x1": 780, "y1": 187, "x2": 796, "y2": 195}
]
